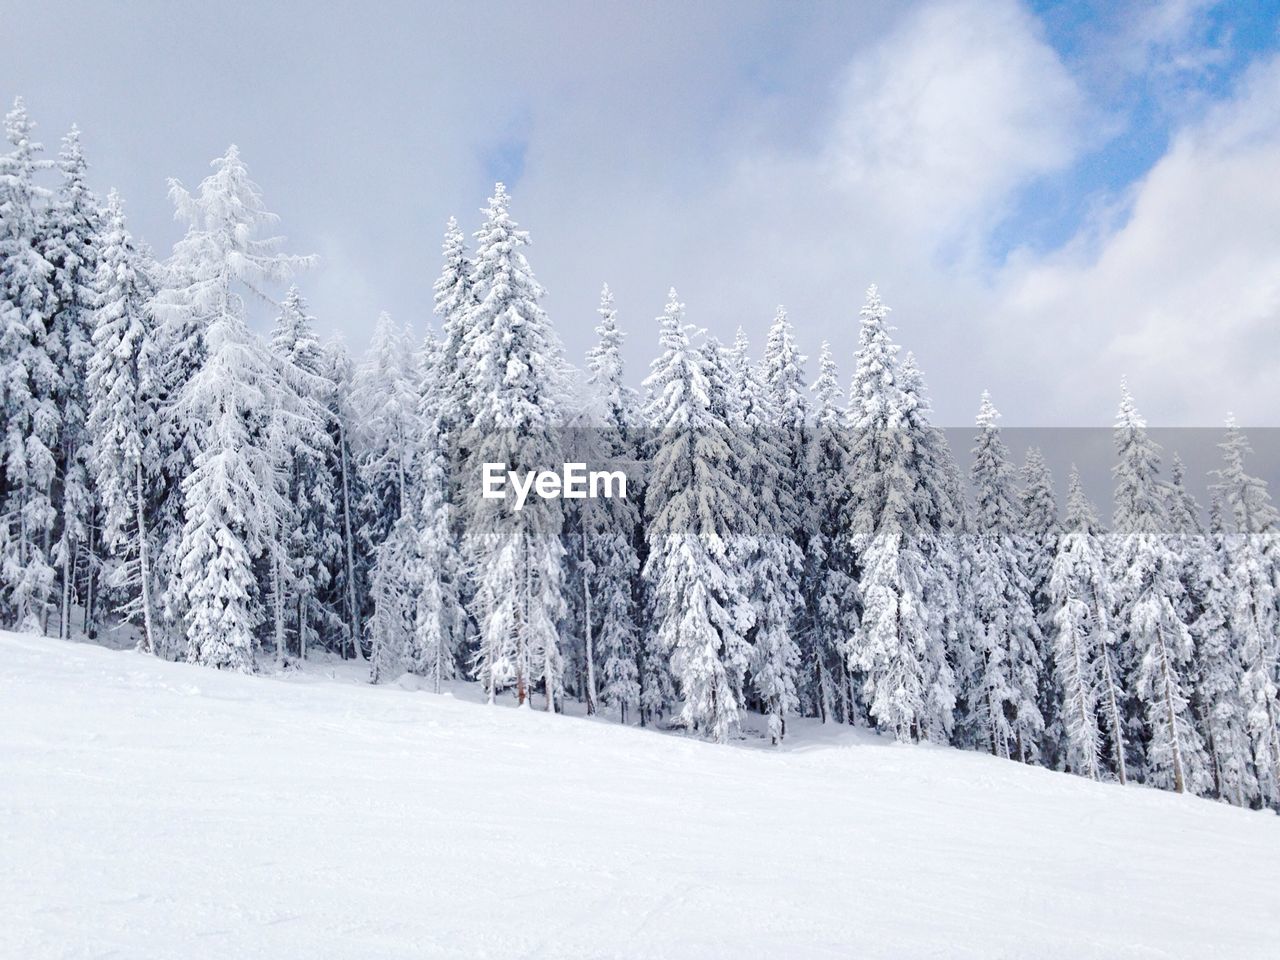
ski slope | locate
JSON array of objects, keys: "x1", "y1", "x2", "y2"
[{"x1": 2, "y1": 631, "x2": 1278, "y2": 960}]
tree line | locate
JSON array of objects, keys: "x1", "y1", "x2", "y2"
[{"x1": 2, "y1": 98, "x2": 1277, "y2": 809}]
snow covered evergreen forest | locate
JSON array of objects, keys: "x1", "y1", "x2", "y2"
[{"x1": 3, "y1": 95, "x2": 1279, "y2": 814}]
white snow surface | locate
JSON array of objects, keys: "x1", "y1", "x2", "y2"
[{"x1": 3, "y1": 630, "x2": 1278, "y2": 960}]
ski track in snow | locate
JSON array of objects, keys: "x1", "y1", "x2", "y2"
[{"x1": 2, "y1": 631, "x2": 1278, "y2": 959}]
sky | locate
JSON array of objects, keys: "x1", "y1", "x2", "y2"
[{"x1": 3, "y1": 0, "x2": 1280, "y2": 426}]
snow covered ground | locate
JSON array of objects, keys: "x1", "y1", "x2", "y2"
[{"x1": 3, "y1": 631, "x2": 1278, "y2": 960}]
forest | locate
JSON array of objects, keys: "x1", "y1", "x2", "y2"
[{"x1": 2, "y1": 94, "x2": 1278, "y2": 812}]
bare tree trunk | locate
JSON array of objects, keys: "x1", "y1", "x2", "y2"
[
  {"x1": 298, "y1": 593, "x2": 308, "y2": 662},
  {"x1": 60, "y1": 545, "x2": 74, "y2": 640},
  {"x1": 338, "y1": 431, "x2": 362, "y2": 661},
  {"x1": 582, "y1": 530, "x2": 597, "y2": 716},
  {"x1": 135, "y1": 462, "x2": 156, "y2": 656},
  {"x1": 274, "y1": 549, "x2": 287, "y2": 670}
]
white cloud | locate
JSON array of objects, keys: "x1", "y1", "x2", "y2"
[
  {"x1": 542, "y1": 0, "x2": 1090, "y2": 421},
  {"x1": 11, "y1": 0, "x2": 1276, "y2": 426},
  {"x1": 988, "y1": 55, "x2": 1280, "y2": 425}
]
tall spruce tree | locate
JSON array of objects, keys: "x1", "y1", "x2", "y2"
[
  {"x1": 407, "y1": 330, "x2": 465, "y2": 692},
  {"x1": 728, "y1": 327, "x2": 800, "y2": 744},
  {"x1": 44, "y1": 126, "x2": 102, "y2": 639},
  {"x1": 1049, "y1": 468, "x2": 1125, "y2": 781},
  {"x1": 844, "y1": 286, "x2": 939, "y2": 742},
  {"x1": 0, "y1": 97, "x2": 57, "y2": 631},
  {"x1": 642, "y1": 291, "x2": 751, "y2": 742},
  {"x1": 462, "y1": 184, "x2": 567, "y2": 710},
  {"x1": 969, "y1": 393, "x2": 1044, "y2": 762},
  {"x1": 573, "y1": 283, "x2": 641, "y2": 720},
  {"x1": 1190, "y1": 495, "x2": 1258, "y2": 805},
  {"x1": 1212, "y1": 417, "x2": 1280, "y2": 806},
  {"x1": 803, "y1": 342, "x2": 856, "y2": 723},
  {"x1": 1111, "y1": 384, "x2": 1208, "y2": 794},
  {"x1": 268, "y1": 287, "x2": 340, "y2": 662},
  {"x1": 86, "y1": 190, "x2": 160, "y2": 653},
  {"x1": 162, "y1": 146, "x2": 310, "y2": 671},
  {"x1": 1020, "y1": 447, "x2": 1061, "y2": 766}
]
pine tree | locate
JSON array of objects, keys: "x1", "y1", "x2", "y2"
[
  {"x1": 1020, "y1": 447, "x2": 1061, "y2": 765},
  {"x1": 969, "y1": 393, "x2": 1044, "y2": 762},
  {"x1": 462, "y1": 184, "x2": 567, "y2": 710},
  {"x1": 803, "y1": 342, "x2": 856, "y2": 724},
  {"x1": 897, "y1": 353, "x2": 962, "y2": 743},
  {"x1": 727, "y1": 325, "x2": 801, "y2": 744},
  {"x1": 1049, "y1": 468, "x2": 1125, "y2": 781},
  {"x1": 760, "y1": 308, "x2": 819, "y2": 733},
  {"x1": 1111, "y1": 384, "x2": 1209, "y2": 794},
  {"x1": 1212, "y1": 417, "x2": 1280, "y2": 806},
  {"x1": 269, "y1": 287, "x2": 340, "y2": 663},
  {"x1": 322, "y1": 339, "x2": 365, "y2": 660},
  {"x1": 408, "y1": 334, "x2": 465, "y2": 692},
  {"x1": 44, "y1": 126, "x2": 102, "y2": 640},
  {"x1": 573, "y1": 283, "x2": 641, "y2": 720},
  {"x1": 643, "y1": 291, "x2": 751, "y2": 742},
  {"x1": 1190, "y1": 495, "x2": 1258, "y2": 805},
  {"x1": 0, "y1": 97, "x2": 57, "y2": 631},
  {"x1": 844, "y1": 286, "x2": 944, "y2": 742},
  {"x1": 429, "y1": 217, "x2": 478, "y2": 664},
  {"x1": 86, "y1": 190, "x2": 160, "y2": 653},
  {"x1": 163, "y1": 146, "x2": 310, "y2": 671}
]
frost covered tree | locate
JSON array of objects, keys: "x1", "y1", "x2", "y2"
[
  {"x1": 755, "y1": 308, "x2": 812, "y2": 736},
  {"x1": 969, "y1": 393, "x2": 1043, "y2": 762},
  {"x1": 1212, "y1": 417, "x2": 1280, "y2": 806},
  {"x1": 844, "y1": 286, "x2": 945, "y2": 742},
  {"x1": 1111, "y1": 384, "x2": 1208, "y2": 794},
  {"x1": 0, "y1": 97, "x2": 57, "y2": 631},
  {"x1": 161, "y1": 146, "x2": 310, "y2": 671},
  {"x1": 462, "y1": 184, "x2": 567, "y2": 710},
  {"x1": 567, "y1": 283, "x2": 641, "y2": 720},
  {"x1": 358, "y1": 314, "x2": 423, "y2": 681},
  {"x1": 370, "y1": 329, "x2": 465, "y2": 688},
  {"x1": 408, "y1": 337, "x2": 465, "y2": 693},
  {"x1": 86, "y1": 190, "x2": 160, "y2": 653},
  {"x1": 44, "y1": 126, "x2": 102, "y2": 639},
  {"x1": 897, "y1": 352, "x2": 961, "y2": 743},
  {"x1": 727, "y1": 326, "x2": 801, "y2": 743},
  {"x1": 1019, "y1": 448, "x2": 1061, "y2": 765},
  {"x1": 269, "y1": 287, "x2": 340, "y2": 662},
  {"x1": 803, "y1": 342, "x2": 856, "y2": 724},
  {"x1": 1049, "y1": 468, "x2": 1126, "y2": 782},
  {"x1": 643, "y1": 291, "x2": 751, "y2": 742},
  {"x1": 322, "y1": 339, "x2": 365, "y2": 660},
  {"x1": 1189, "y1": 495, "x2": 1257, "y2": 805}
]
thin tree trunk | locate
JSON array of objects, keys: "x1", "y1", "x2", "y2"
[
  {"x1": 135, "y1": 462, "x2": 156, "y2": 656},
  {"x1": 297, "y1": 593, "x2": 305, "y2": 662},
  {"x1": 338, "y1": 431, "x2": 362, "y2": 661},
  {"x1": 40, "y1": 500, "x2": 53, "y2": 636},
  {"x1": 60, "y1": 544, "x2": 74, "y2": 640},
  {"x1": 274, "y1": 550, "x2": 287, "y2": 670},
  {"x1": 582, "y1": 530, "x2": 597, "y2": 716},
  {"x1": 82, "y1": 524, "x2": 97, "y2": 639}
]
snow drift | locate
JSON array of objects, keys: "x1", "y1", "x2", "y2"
[{"x1": 2, "y1": 630, "x2": 1277, "y2": 959}]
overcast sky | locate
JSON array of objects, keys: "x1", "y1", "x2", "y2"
[{"x1": 4, "y1": 0, "x2": 1279, "y2": 426}]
